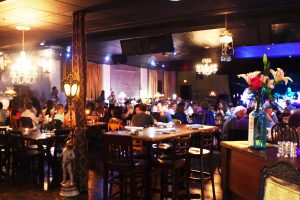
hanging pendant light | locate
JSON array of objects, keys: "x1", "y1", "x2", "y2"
[
  {"x1": 220, "y1": 15, "x2": 234, "y2": 62},
  {"x1": 10, "y1": 26, "x2": 37, "y2": 85}
]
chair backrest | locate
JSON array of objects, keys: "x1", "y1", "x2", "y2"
[
  {"x1": 102, "y1": 134, "x2": 133, "y2": 171},
  {"x1": 228, "y1": 129, "x2": 248, "y2": 141},
  {"x1": 171, "y1": 135, "x2": 191, "y2": 160},
  {"x1": 8, "y1": 130, "x2": 24, "y2": 155},
  {"x1": 0, "y1": 128, "x2": 8, "y2": 148},
  {"x1": 20, "y1": 117, "x2": 33, "y2": 128},
  {"x1": 107, "y1": 123, "x2": 122, "y2": 132},
  {"x1": 172, "y1": 119, "x2": 182, "y2": 125},
  {"x1": 192, "y1": 113, "x2": 207, "y2": 125},
  {"x1": 258, "y1": 161, "x2": 300, "y2": 200},
  {"x1": 271, "y1": 123, "x2": 299, "y2": 146},
  {"x1": 191, "y1": 132, "x2": 215, "y2": 155},
  {"x1": 50, "y1": 119, "x2": 63, "y2": 130}
]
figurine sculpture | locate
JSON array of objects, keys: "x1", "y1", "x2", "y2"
[
  {"x1": 61, "y1": 139, "x2": 75, "y2": 186},
  {"x1": 59, "y1": 139, "x2": 79, "y2": 197}
]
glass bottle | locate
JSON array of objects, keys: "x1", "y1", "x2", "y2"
[{"x1": 248, "y1": 102, "x2": 267, "y2": 150}]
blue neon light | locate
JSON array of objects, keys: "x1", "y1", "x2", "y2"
[{"x1": 235, "y1": 42, "x2": 300, "y2": 58}]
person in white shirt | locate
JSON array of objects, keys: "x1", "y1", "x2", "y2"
[
  {"x1": 21, "y1": 102, "x2": 39, "y2": 128},
  {"x1": 166, "y1": 103, "x2": 177, "y2": 116},
  {"x1": 53, "y1": 104, "x2": 65, "y2": 123}
]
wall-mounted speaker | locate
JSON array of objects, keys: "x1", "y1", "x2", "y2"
[{"x1": 111, "y1": 54, "x2": 127, "y2": 64}]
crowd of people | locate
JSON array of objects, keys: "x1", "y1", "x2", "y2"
[{"x1": 0, "y1": 87, "x2": 299, "y2": 142}]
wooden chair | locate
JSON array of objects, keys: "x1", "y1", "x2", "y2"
[
  {"x1": 258, "y1": 161, "x2": 300, "y2": 200},
  {"x1": 155, "y1": 135, "x2": 191, "y2": 199},
  {"x1": 188, "y1": 132, "x2": 216, "y2": 200},
  {"x1": 20, "y1": 117, "x2": 34, "y2": 128},
  {"x1": 192, "y1": 113, "x2": 207, "y2": 124},
  {"x1": 102, "y1": 134, "x2": 148, "y2": 199},
  {"x1": 0, "y1": 128, "x2": 8, "y2": 180},
  {"x1": 271, "y1": 123, "x2": 299, "y2": 146}
]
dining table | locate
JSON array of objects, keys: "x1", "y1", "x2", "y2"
[
  {"x1": 12, "y1": 128, "x2": 58, "y2": 186},
  {"x1": 104, "y1": 124, "x2": 219, "y2": 199}
]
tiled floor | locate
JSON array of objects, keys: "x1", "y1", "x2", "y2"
[{"x1": 0, "y1": 153, "x2": 223, "y2": 200}]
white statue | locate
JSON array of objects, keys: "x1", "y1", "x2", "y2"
[{"x1": 61, "y1": 139, "x2": 75, "y2": 186}]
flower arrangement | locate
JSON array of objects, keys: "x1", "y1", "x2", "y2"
[{"x1": 237, "y1": 54, "x2": 293, "y2": 109}]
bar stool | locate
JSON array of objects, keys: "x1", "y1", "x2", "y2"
[
  {"x1": 102, "y1": 134, "x2": 149, "y2": 200},
  {"x1": 155, "y1": 135, "x2": 191, "y2": 200},
  {"x1": 188, "y1": 132, "x2": 216, "y2": 200}
]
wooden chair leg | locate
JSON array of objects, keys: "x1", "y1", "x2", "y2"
[
  {"x1": 172, "y1": 169, "x2": 177, "y2": 200},
  {"x1": 160, "y1": 169, "x2": 167, "y2": 200},
  {"x1": 200, "y1": 157, "x2": 205, "y2": 200},
  {"x1": 210, "y1": 157, "x2": 216, "y2": 200},
  {"x1": 103, "y1": 169, "x2": 108, "y2": 200}
]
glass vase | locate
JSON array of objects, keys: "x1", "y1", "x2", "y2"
[{"x1": 248, "y1": 105, "x2": 267, "y2": 150}]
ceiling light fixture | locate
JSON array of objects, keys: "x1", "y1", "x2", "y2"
[
  {"x1": 196, "y1": 58, "x2": 218, "y2": 76},
  {"x1": 220, "y1": 15, "x2": 234, "y2": 62},
  {"x1": 10, "y1": 26, "x2": 37, "y2": 85}
]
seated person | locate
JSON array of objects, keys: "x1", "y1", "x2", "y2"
[
  {"x1": 42, "y1": 100, "x2": 55, "y2": 118},
  {"x1": 153, "y1": 102, "x2": 172, "y2": 123},
  {"x1": 53, "y1": 104, "x2": 65, "y2": 123},
  {"x1": 21, "y1": 102, "x2": 39, "y2": 128},
  {"x1": 263, "y1": 103, "x2": 278, "y2": 128},
  {"x1": 109, "y1": 106, "x2": 124, "y2": 129},
  {"x1": 166, "y1": 102, "x2": 177, "y2": 116},
  {"x1": 173, "y1": 102, "x2": 188, "y2": 124},
  {"x1": 234, "y1": 107, "x2": 254, "y2": 130},
  {"x1": 131, "y1": 103, "x2": 154, "y2": 127},
  {"x1": 0, "y1": 102, "x2": 6, "y2": 126},
  {"x1": 64, "y1": 110, "x2": 76, "y2": 127},
  {"x1": 288, "y1": 111, "x2": 300, "y2": 131},
  {"x1": 221, "y1": 106, "x2": 247, "y2": 140},
  {"x1": 196, "y1": 101, "x2": 216, "y2": 125}
]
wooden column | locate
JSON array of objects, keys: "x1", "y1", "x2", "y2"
[{"x1": 72, "y1": 11, "x2": 88, "y2": 192}]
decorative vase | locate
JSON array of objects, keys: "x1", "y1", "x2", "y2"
[{"x1": 248, "y1": 103, "x2": 267, "y2": 150}]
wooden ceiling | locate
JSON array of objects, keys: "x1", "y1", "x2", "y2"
[{"x1": 1, "y1": 0, "x2": 300, "y2": 70}]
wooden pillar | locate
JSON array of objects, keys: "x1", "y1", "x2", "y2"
[{"x1": 72, "y1": 11, "x2": 88, "y2": 192}]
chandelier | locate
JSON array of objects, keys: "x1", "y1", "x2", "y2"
[
  {"x1": 195, "y1": 58, "x2": 218, "y2": 76},
  {"x1": 10, "y1": 26, "x2": 37, "y2": 85},
  {"x1": 220, "y1": 15, "x2": 234, "y2": 62}
]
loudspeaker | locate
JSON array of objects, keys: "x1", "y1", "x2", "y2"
[{"x1": 111, "y1": 54, "x2": 127, "y2": 64}]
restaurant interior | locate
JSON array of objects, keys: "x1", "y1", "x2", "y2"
[{"x1": 0, "y1": 0, "x2": 300, "y2": 199}]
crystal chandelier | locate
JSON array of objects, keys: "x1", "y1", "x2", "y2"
[
  {"x1": 220, "y1": 15, "x2": 234, "y2": 62},
  {"x1": 195, "y1": 58, "x2": 218, "y2": 76},
  {"x1": 10, "y1": 26, "x2": 37, "y2": 85}
]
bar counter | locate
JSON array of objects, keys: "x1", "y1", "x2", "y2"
[{"x1": 221, "y1": 141, "x2": 300, "y2": 200}]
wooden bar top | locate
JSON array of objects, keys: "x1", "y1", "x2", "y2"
[
  {"x1": 105, "y1": 124, "x2": 218, "y2": 142},
  {"x1": 221, "y1": 141, "x2": 300, "y2": 169}
]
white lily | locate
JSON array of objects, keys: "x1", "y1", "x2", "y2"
[
  {"x1": 261, "y1": 75, "x2": 269, "y2": 83},
  {"x1": 267, "y1": 79, "x2": 275, "y2": 89},
  {"x1": 237, "y1": 71, "x2": 261, "y2": 85},
  {"x1": 270, "y1": 68, "x2": 293, "y2": 85}
]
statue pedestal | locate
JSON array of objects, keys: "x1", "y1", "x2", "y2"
[{"x1": 60, "y1": 182, "x2": 79, "y2": 197}]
